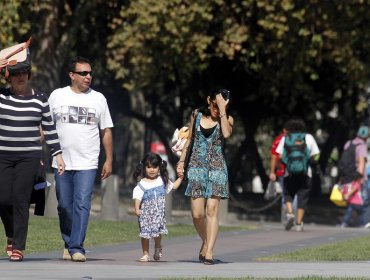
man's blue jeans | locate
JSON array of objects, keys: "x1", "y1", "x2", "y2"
[{"x1": 54, "y1": 169, "x2": 97, "y2": 255}]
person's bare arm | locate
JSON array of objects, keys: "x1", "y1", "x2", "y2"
[
  {"x1": 269, "y1": 155, "x2": 278, "y2": 181},
  {"x1": 216, "y1": 94, "x2": 233, "y2": 138},
  {"x1": 134, "y1": 199, "x2": 141, "y2": 216},
  {"x1": 101, "y1": 128, "x2": 113, "y2": 180}
]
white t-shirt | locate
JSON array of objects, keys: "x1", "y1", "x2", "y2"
[
  {"x1": 48, "y1": 86, "x2": 114, "y2": 170},
  {"x1": 276, "y1": 133, "x2": 320, "y2": 177},
  {"x1": 132, "y1": 177, "x2": 174, "y2": 201}
]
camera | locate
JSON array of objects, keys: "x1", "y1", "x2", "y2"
[{"x1": 219, "y1": 89, "x2": 230, "y2": 101}]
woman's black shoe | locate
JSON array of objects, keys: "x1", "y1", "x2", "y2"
[
  {"x1": 199, "y1": 254, "x2": 205, "y2": 262},
  {"x1": 203, "y1": 258, "x2": 214, "y2": 265}
]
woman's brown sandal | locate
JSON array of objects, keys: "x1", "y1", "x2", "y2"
[
  {"x1": 5, "y1": 242, "x2": 12, "y2": 257},
  {"x1": 9, "y1": 250, "x2": 23, "y2": 262},
  {"x1": 203, "y1": 258, "x2": 214, "y2": 265},
  {"x1": 6, "y1": 245, "x2": 12, "y2": 256}
]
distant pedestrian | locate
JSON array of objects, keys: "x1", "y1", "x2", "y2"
[
  {"x1": 176, "y1": 88, "x2": 233, "y2": 265},
  {"x1": 132, "y1": 153, "x2": 180, "y2": 262},
  {"x1": 339, "y1": 126, "x2": 369, "y2": 227},
  {"x1": 276, "y1": 118, "x2": 320, "y2": 231}
]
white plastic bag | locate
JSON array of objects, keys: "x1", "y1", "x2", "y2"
[{"x1": 264, "y1": 181, "x2": 279, "y2": 200}]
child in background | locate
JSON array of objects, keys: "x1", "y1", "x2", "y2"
[{"x1": 132, "y1": 153, "x2": 181, "y2": 262}]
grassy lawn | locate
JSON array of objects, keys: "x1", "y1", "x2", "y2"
[
  {"x1": 0, "y1": 216, "x2": 248, "y2": 255},
  {"x1": 258, "y1": 234, "x2": 370, "y2": 261},
  {"x1": 172, "y1": 278, "x2": 368, "y2": 280}
]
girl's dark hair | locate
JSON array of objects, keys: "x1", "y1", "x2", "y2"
[{"x1": 133, "y1": 152, "x2": 169, "y2": 185}]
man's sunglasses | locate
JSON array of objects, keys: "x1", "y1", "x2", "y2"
[{"x1": 72, "y1": 71, "x2": 93, "y2": 76}]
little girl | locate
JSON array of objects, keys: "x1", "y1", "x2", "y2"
[{"x1": 132, "y1": 152, "x2": 181, "y2": 262}]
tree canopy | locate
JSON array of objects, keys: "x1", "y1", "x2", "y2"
[{"x1": 1, "y1": 0, "x2": 370, "y2": 194}]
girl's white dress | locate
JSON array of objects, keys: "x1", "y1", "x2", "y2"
[{"x1": 133, "y1": 177, "x2": 173, "y2": 239}]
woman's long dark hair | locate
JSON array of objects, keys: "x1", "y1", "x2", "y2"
[
  {"x1": 199, "y1": 88, "x2": 231, "y2": 117},
  {"x1": 133, "y1": 152, "x2": 169, "y2": 186}
]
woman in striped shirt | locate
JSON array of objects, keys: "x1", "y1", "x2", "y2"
[{"x1": 0, "y1": 58, "x2": 65, "y2": 261}]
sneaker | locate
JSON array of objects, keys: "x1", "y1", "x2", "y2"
[
  {"x1": 153, "y1": 247, "x2": 162, "y2": 261},
  {"x1": 139, "y1": 254, "x2": 150, "y2": 262},
  {"x1": 295, "y1": 222, "x2": 304, "y2": 232},
  {"x1": 71, "y1": 252, "x2": 86, "y2": 262},
  {"x1": 285, "y1": 213, "x2": 295, "y2": 231},
  {"x1": 63, "y1": 249, "x2": 71, "y2": 261}
]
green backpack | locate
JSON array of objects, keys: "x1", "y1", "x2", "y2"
[{"x1": 282, "y1": 133, "x2": 311, "y2": 175}]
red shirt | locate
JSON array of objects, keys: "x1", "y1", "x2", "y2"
[{"x1": 271, "y1": 133, "x2": 286, "y2": 177}]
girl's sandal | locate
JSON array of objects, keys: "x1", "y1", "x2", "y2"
[
  {"x1": 139, "y1": 255, "x2": 150, "y2": 262},
  {"x1": 153, "y1": 247, "x2": 162, "y2": 261},
  {"x1": 9, "y1": 250, "x2": 23, "y2": 262}
]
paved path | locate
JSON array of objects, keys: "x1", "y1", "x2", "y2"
[{"x1": 1, "y1": 223, "x2": 370, "y2": 279}]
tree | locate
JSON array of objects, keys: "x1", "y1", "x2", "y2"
[{"x1": 108, "y1": 0, "x2": 370, "y2": 193}]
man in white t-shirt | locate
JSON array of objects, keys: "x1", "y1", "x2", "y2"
[
  {"x1": 49, "y1": 56, "x2": 113, "y2": 262},
  {"x1": 276, "y1": 119, "x2": 320, "y2": 232}
]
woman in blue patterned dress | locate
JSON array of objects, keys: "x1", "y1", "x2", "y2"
[
  {"x1": 177, "y1": 89, "x2": 234, "y2": 265},
  {"x1": 132, "y1": 153, "x2": 180, "y2": 262}
]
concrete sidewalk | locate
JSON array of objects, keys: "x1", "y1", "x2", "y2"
[{"x1": 1, "y1": 223, "x2": 370, "y2": 279}]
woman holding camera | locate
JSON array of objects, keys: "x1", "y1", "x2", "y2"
[{"x1": 176, "y1": 88, "x2": 233, "y2": 265}]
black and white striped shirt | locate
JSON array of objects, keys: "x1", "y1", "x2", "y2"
[{"x1": 0, "y1": 88, "x2": 62, "y2": 158}]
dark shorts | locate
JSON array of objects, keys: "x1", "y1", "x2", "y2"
[{"x1": 283, "y1": 174, "x2": 312, "y2": 210}]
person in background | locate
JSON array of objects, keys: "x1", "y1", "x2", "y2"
[
  {"x1": 276, "y1": 118, "x2": 320, "y2": 232},
  {"x1": 177, "y1": 88, "x2": 233, "y2": 265},
  {"x1": 0, "y1": 57, "x2": 65, "y2": 262},
  {"x1": 340, "y1": 126, "x2": 369, "y2": 227},
  {"x1": 48, "y1": 56, "x2": 113, "y2": 262},
  {"x1": 269, "y1": 124, "x2": 288, "y2": 220}
]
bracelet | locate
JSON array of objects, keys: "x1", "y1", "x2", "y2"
[{"x1": 220, "y1": 113, "x2": 227, "y2": 118}]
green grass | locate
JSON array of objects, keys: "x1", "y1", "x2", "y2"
[
  {"x1": 258, "y1": 234, "x2": 370, "y2": 261},
  {"x1": 169, "y1": 276, "x2": 369, "y2": 280},
  {"x1": 0, "y1": 216, "x2": 249, "y2": 255}
]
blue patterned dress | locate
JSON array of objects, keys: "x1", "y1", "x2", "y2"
[
  {"x1": 134, "y1": 178, "x2": 169, "y2": 239},
  {"x1": 185, "y1": 113, "x2": 229, "y2": 199}
]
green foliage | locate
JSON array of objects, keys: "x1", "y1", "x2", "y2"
[
  {"x1": 0, "y1": 1, "x2": 30, "y2": 45},
  {"x1": 108, "y1": 0, "x2": 216, "y2": 91}
]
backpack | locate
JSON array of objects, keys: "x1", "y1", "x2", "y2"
[
  {"x1": 337, "y1": 141, "x2": 360, "y2": 184},
  {"x1": 281, "y1": 133, "x2": 311, "y2": 175}
]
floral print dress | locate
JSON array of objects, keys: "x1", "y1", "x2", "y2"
[
  {"x1": 133, "y1": 178, "x2": 172, "y2": 239},
  {"x1": 185, "y1": 113, "x2": 229, "y2": 199}
]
